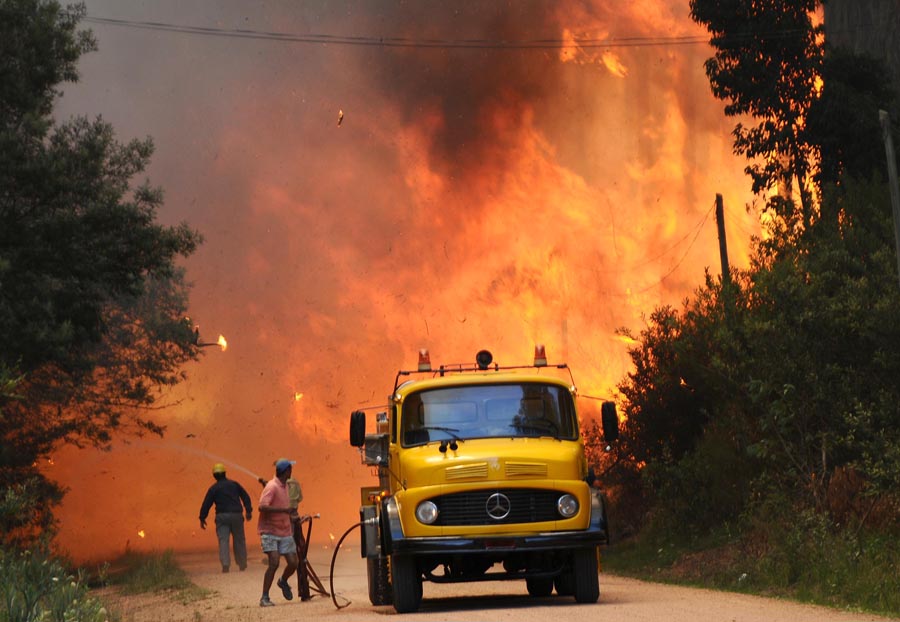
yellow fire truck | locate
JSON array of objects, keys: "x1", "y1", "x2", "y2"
[{"x1": 349, "y1": 347, "x2": 619, "y2": 613}]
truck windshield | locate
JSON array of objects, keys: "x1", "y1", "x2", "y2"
[{"x1": 400, "y1": 382, "x2": 577, "y2": 447}]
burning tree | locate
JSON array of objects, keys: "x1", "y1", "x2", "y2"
[{"x1": 0, "y1": 0, "x2": 203, "y2": 545}]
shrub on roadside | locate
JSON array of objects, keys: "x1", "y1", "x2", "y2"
[
  {"x1": 606, "y1": 494, "x2": 900, "y2": 618},
  {"x1": 0, "y1": 546, "x2": 108, "y2": 622}
]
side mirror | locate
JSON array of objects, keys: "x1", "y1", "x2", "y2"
[
  {"x1": 601, "y1": 401, "x2": 619, "y2": 444},
  {"x1": 349, "y1": 410, "x2": 366, "y2": 447}
]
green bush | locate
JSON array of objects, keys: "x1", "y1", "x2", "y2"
[
  {"x1": 606, "y1": 496, "x2": 900, "y2": 618},
  {"x1": 642, "y1": 425, "x2": 754, "y2": 537},
  {"x1": 749, "y1": 507, "x2": 900, "y2": 614},
  {"x1": 0, "y1": 547, "x2": 108, "y2": 622}
]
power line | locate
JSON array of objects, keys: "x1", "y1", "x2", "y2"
[
  {"x1": 632, "y1": 202, "x2": 715, "y2": 295},
  {"x1": 81, "y1": 14, "x2": 882, "y2": 51},
  {"x1": 609, "y1": 206, "x2": 716, "y2": 273},
  {"x1": 81, "y1": 14, "x2": 713, "y2": 49}
]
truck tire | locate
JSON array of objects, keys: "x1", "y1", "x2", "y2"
[
  {"x1": 390, "y1": 554, "x2": 422, "y2": 613},
  {"x1": 367, "y1": 555, "x2": 392, "y2": 606},
  {"x1": 526, "y1": 577, "x2": 553, "y2": 597},
  {"x1": 573, "y1": 547, "x2": 600, "y2": 603}
]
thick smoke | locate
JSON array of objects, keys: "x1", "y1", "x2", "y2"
[{"x1": 49, "y1": 1, "x2": 757, "y2": 561}]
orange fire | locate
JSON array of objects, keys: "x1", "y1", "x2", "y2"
[
  {"x1": 217, "y1": 334, "x2": 228, "y2": 351},
  {"x1": 50, "y1": 1, "x2": 761, "y2": 562}
]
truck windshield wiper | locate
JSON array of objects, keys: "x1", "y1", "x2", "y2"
[
  {"x1": 419, "y1": 425, "x2": 462, "y2": 441},
  {"x1": 417, "y1": 426, "x2": 464, "y2": 452}
]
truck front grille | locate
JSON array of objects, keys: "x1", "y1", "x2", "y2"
[{"x1": 432, "y1": 488, "x2": 561, "y2": 526}]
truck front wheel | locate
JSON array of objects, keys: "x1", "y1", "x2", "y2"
[
  {"x1": 367, "y1": 555, "x2": 392, "y2": 606},
  {"x1": 390, "y1": 554, "x2": 422, "y2": 613},
  {"x1": 573, "y1": 547, "x2": 600, "y2": 603}
]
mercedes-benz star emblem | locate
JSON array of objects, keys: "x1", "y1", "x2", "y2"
[{"x1": 485, "y1": 492, "x2": 511, "y2": 520}]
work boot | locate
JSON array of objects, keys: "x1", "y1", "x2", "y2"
[
  {"x1": 222, "y1": 565, "x2": 229, "y2": 573},
  {"x1": 259, "y1": 595, "x2": 274, "y2": 607}
]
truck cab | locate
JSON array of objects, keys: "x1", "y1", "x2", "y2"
[{"x1": 349, "y1": 348, "x2": 619, "y2": 613}]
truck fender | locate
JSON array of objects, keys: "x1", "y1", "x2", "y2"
[
  {"x1": 589, "y1": 490, "x2": 610, "y2": 543},
  {"x1": 381, "y1": 496, "x2": 404, "y2": 555},
  {"x1": 360, "y1": 505, "x2": 379, "y2": 558}
]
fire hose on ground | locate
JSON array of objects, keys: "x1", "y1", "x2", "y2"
[{"x1": 328, "y1": 520, "x2": 371, "y2": 610}]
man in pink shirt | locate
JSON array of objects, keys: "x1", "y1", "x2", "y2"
[{"x1": 257, "y1": 458, "x2": 299, "y2": 607}]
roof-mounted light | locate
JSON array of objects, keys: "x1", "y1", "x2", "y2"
[
  {"x1": 475, "y1": 350, "x2": 493, "y2": 370},
  {"x1": 533, "y1": 344, "x2": 547, "y2": 367},
  {"x1": 418, "y1": 349, "x2": 432, "y2": 372}
]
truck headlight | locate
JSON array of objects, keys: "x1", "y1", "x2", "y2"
[
  {"x1": 415, "y1": 501, "x2": 439, "y2": 524},
  {"x1": 557, "y1": 494, "x2": 579, "y2": 518}
]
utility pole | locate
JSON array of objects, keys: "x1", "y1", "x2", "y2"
[
  {"x1": 715, "y1": 193, "x2": 731, "y2": 288},
  {"x1": 880, "y1": 110, "x2": 900, "y2": 288}
]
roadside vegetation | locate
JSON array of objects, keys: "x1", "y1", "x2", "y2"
[
  {"x1": 586, "y1": 2, "x2": 900, "y2": 618},
  {"x1": 0, "y1": 522, "x2": 207, "y2": 622},
  {"x1": 0, "y1": 541, "x2": 109, "y2": 622},
  {"x1": 603, "y1": 512, "x2": 900, "y2": 616},
  {"x1": 1, "y1": 1, "x2": 204, "y2": 620}
]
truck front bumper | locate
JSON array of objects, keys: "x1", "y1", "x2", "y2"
[
  {"x1": 389, "y1": 528, "x2": 607, "y2": 555},
  {"x1": 382, "y1": 491, "x2": 609, "y2": 556}
]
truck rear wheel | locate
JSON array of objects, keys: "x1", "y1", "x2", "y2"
[
  {"x1": 390, "y1": 554, "x2": 422, "y2": 613},
  {"x1": 573, "y1": 547, "x2": 600, "y2": 603},
  {"x1": 367, "y1": 555, "x2": 392, "y2": 606}
]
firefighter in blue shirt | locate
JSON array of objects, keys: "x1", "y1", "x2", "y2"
[{"x1": 199, "y1": 463, "x2": 253, "y2": 572}]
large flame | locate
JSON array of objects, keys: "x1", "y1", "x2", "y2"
[{"x1": 49, "y1": 1, "x2": 759, "y2": 561}]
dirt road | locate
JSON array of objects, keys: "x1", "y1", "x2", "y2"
[{"x1": 101, "y1": 548, "x2": 897, "y2": 622}]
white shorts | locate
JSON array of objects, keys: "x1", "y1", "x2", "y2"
[{"x1": 260, "y1": 533, "x2": 295, "y2": 555}]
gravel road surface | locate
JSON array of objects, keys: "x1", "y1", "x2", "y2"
[{"x1": 99, "y1": 548, "x2": 897, "y2": 622}]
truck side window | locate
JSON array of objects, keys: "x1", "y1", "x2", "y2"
[{"x1": 401, "y1": 394, "x2": 428, "y2": 446}]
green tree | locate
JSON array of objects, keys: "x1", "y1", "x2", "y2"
[
  {"x1": 608, "y1": 178, "x2": 900, "y2": 533},
  {"x1": 690, "y1": 0, "x2": 896, "y2": 236},
  {"x1": 805, "y1": 47, "x2": 896, "y2": 189},
  {"x1": 0, "y1": 0, "x2": 203, "y2": 544},
  {"x1": 744, "y1": 180, "x2": 900, "y2": 511},
  {"x1": 611, "y1": 273, "x2": 760, "y2": 534},
  {"x1": 689, "y1": 0, "x2": 823, "y2": 224}
]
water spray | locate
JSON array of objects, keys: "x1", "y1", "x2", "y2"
[{"x1": 125, "y1": 438, "x2": 267, "y2": 484}]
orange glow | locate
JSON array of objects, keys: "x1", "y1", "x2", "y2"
[
  {"x1": 294, "y1": 392, "x2": 303, "y2": 402},
  {"x1": 601, "y1": 51, "x2": 628, "y2": 78},
  {"x1": 559, "y1": 29, "x2": 629, "y2": 78},
  {"x1": 138, "y1": 530, "x2": 146, "y2": 539},
  {"x1": 217, "y1": 334, "x2": 228, "y2": 351}
]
